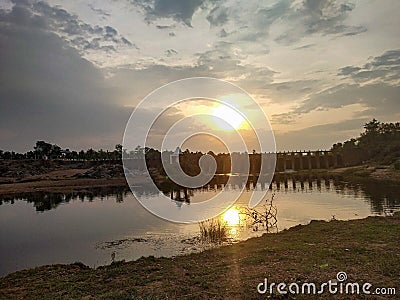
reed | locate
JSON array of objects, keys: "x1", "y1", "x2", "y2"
[{"x1": 198, "y1": 219, "x2": 228, "y2": 243}]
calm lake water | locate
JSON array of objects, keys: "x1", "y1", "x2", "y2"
[{"x1": 1, "y1": 176, "x2": 399, "y2": 277}]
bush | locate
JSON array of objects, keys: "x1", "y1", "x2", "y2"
[{"x1": 394, "y1": 161, "x2": 400, "y2": 171}]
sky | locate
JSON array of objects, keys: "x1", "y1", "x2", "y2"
[{"x1": 0, "y1": 0, "x2": 399, "y2": 153}]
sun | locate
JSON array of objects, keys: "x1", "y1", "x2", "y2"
[
  {"x1": 223, "y1": 208, "x2": 241, "y2": 226},
  {"x1": 212, "y1": 105, "x2": 245, "y2": 130}
]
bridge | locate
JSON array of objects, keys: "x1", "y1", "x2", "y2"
[
  {"x1": 124, "y1": 150, "x2": 344, "y2": 175},
  {"x1": 273, "y1": 150, "x2": 342, "y2": 172}
]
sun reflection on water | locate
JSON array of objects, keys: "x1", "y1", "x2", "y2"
[
  {"x1": 223, "y1": 207, "x2": 241, "y2": 226},
  {"x1": 221, "y1": 207, "x2": 243, "y2": 240}
]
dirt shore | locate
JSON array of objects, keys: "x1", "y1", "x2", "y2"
[
  {"x1": 0, "y1": 160, "x2": 128, "y2": 195},
  {"x1": 0, "y1": 177, "x2": 128, "y2": 195}
]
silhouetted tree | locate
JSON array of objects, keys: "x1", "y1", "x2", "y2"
[{"x1": 34, "y1": 141, "x2": 53, "y2": 159}]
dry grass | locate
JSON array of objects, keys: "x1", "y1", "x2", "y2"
[{"x1": 199, "y1": 219, "x2": 228, "y2": 243}]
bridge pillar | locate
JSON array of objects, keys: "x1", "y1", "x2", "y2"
[
  {"x1": 291, "y1": 152, "x2": 295, "y2": 170},
  {"x1": 316, "y1": 151, "x2": 321, "y2": 169},
  {"x1": 307, "y1": 152, "x2": 312, "y2": 169},
  {"x1": 299, "y1": 153, "x2": 304, "y2": 170},
  {"x1": 333, "y1": 154, "x2": 338, "y2": 168},
  {"x1": 324, "y1": 152, "x2": 330, "y2": 169},
  {"x1": 282, "y1": 153, "x2": 287, "y2": 171}
]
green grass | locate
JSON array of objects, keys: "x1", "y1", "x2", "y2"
[{"x1": 1, "y1": 213, "x2": 399, "y2": 299}]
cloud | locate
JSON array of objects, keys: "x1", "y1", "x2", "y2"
[
  {"x1": 265, "y1": 79, "x2": 319, "y2": 104},
  {"x1": 88, "y1": 3, "x2": 111, "y2": 18},
  {"x1": 274, "y1": 0, "x2": 366, "y2": 44},
  {"x1": 275, "y1": 118, "x2": 370, "y2": 150},
  {"x1": 201, "y1": 0, "x2": 365, "y2": 46},
  {"x1": 271, "y1": 49, "x2": 400, "y2": 124},
  {"x1": 165, "y1": 48, "x2": 178, "y2": 56},
  {"x1": 131, "y1": 0, "x2": 208, "y2": 26},
  {"x1": 6, "y1": 1, "x2": 136, "y2": 54},
  {"x1": 338, "y1": 49, "x2": 400, "y2": 84},
  {"x1": 156, "y1": 24, "x2": 175, "y2": 29},
  {"x1": 206, "y1": 5, "x2": 228, "y2": 27},
  {"x1": 0, "y1": 4, "x2": 131, "y2": 151}
]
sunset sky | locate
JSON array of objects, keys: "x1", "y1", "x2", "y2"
[{"x1": 1, "y1": 0, "x2": 399, "y2": 152}]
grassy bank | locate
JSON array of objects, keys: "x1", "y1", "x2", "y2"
[
  {"x1": 1, "y1": 213, "x2": 399, "y2": 299},
  {"x1": 290, "y1": 164, "x2": 400, "y2": 184}
]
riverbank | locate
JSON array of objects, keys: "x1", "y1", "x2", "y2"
[
  {"x1": 0, "y1": 160, "x2": 127, "y2": 195},
  {"x1": 0, "y1": 160, "x2": 399, "y2": 196},
  {"x1": 293, "y1": 164, "x2": 400, "y2": 184},
  {"x1": 0, "y1": 213, "x2": 398, "y2": 299}
]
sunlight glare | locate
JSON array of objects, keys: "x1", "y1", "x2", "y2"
[
  {"x1": 223, "y1": 208, "x2": 240, "y2": 226},
  {"x1": 212, "y1": 105, "x2": 245, "y2": 130}
]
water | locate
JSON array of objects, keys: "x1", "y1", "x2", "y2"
[{"x1": 0, "y1": 177, "x2": 399, "y2": 277}]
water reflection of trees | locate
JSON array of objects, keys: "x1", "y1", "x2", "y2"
[
  {"x1": 0, "y1": 187, "x2": 131, "y2": 212},
  {"x1": 0, "y1": 176, "x2": 398, "y2": 213},
  {"x1": 338, "y1": 180, "x2": 400, "y2": 214},
  {"x1": 154, "y1": 175, "x2": 400, "y2": 214}
]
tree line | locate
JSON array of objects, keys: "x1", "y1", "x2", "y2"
[
  {"x1": 1, "y1": 119, "x2": 399, "y2": 164},
  {"x1": 0, "y1": 141, "x2": 123, "y2": 160},
  {"x1": 331, "y1": 119, "x2": 400, "y2": 164}
]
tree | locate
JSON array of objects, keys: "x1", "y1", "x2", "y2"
[
  {"x1": 34, "y1": 141, "x2": 52, "y2": 159},
  {"x1": 86, "y1": 149, "x2": 95, "y2": 160},
  {"x1": 331, "y1": 142, "x2": 343, "y2": 152},
  {"x1": 113, "y1": 144, "x2": 123, "y2": 160},
  {"x1": 50, "y1": 145, "x2": 62, "y2": 159},
  {"x1": 78, "y1": 150, "x2": 85, "y2": 160},
  {"x1": 363, "y1": 118, "x2": 380, "y2": 135}
]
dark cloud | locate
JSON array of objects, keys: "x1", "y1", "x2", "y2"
[
  {"x1": 301, "y1": 0, "x2": 364, "y2": 35},
  {"x1": 205, "y1": 0, "x2": 365, "y2": 46},
  {"x1": 274, "y1": 0, "x2": 366, "y2": 45},
  {"x1": 273, "y1": 82, "x2": 400, "y2": 124},
  {"x1": 293, "y1": 43, "x2": 315, "y2": 50},
  {"x1": 295, "y1": 83, "x2": 399, "y2": 114},
  {"x1": 165, "y1": 48, "x2": 178, "y2": 56},
  {"x1": 338, "y1": 49, "x2": 400, "y2": 84},
  {"x1": 271, "y1": 49, "x2": 400, "y2": 123},
  {"x1": 88, "y1": 4, "x2": 111, "y2": 18},
  {"x1": 131, "y1": 0, "x2": 207, "y2": 26},
  {"x1": 338, "y1": 66, "x2": 362, "y2": 76},
  {"x1": 206, "y1": 6, "x2": 228, "y2": 27},
  {"x1": 6, "y1": 1, "x2": 136, "y2": 54},
  {"x1": 156, "y1": 24, "x2": 174, "y2": 29},
  {"x1": 219, "y1": 28, "x2": 228, "y2": 37},
  {"x1": 0, "y1": 4, "x2": 130, "y2": 152}
]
